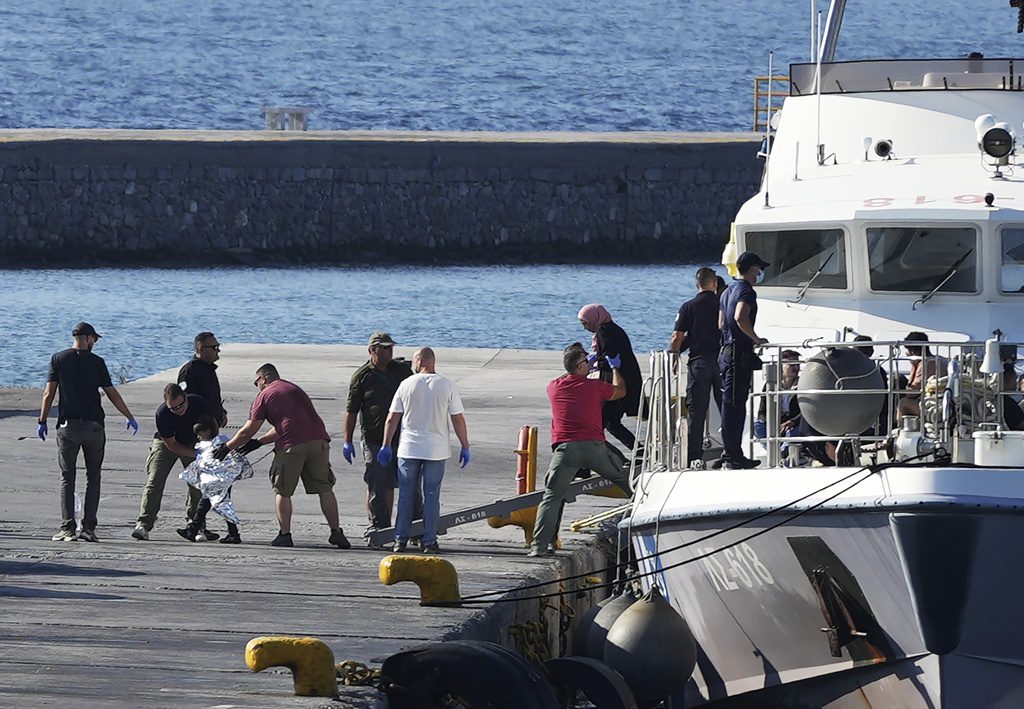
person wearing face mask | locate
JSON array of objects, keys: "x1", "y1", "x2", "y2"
[{"x1": 717, "y1": 252, "x2": 770, "y2": 469}]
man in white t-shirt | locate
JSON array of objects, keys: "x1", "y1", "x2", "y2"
[{"x1": 378, "y1": 347, "x2": 470, "y2": 554}]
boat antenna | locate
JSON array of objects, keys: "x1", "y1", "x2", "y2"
[
  {"x1": 815, "y1": 10, "x2": 825, "y2": 165},
  {"x1": 810, "y1": 0, "x2": 816, "y2": 59},
  {"x1": 764, "y1": 50, "x2": 774, "y2": 208}
]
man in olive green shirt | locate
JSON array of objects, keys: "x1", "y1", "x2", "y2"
[{"x1": 342, "y1": 332, "x2": 421, "y2": 538}]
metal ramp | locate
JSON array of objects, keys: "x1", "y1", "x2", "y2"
[{"x1": 366, "y1": 475, "x2": 622, "y2": 548}]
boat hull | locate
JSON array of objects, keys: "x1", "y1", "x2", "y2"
[{"x1": 630, "y1": 508, "x2": 1024, "y2": 707}]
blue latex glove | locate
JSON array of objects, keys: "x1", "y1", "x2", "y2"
[
  {"x1": 605, "y1": 354, "x2": 622, "y2": 370},
  {"x1": 376, "y1": 445, "x2": 393, "y2": 467},
  {"x1": 459, "y1": 446, "x2": 471, "y2": 469},
  {"x1": 126, "y1": 418, "x2": 139, "y2": 435},
  {"x1": 37, "y1": 422, "x2": 47, "y2": 441},
  {"x1": 342, "y1": 441, "x2": 355, "y2": 464},
  {"x1": 586, "y1": 353, "x2": 599, "y2": 369}
]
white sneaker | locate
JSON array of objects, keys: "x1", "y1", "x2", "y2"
[
  {"x1": 51, "y1": 529, "x2": 77, "y2": 541},
  {"x1": 131, "y1": 525, "x2": 149, "y2": 541}
]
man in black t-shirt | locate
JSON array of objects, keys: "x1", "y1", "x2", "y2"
[
  {"x1": 132, "y1": 383, "x2": 218, "y2": 541},
  {"x1": 342, "y1": 331, "x2": 421, "y2": 538},
  {"x1": 178, "y1": 331, "x2": 227, "y2": 426},
  {"x1": 38, "y1": 322, "x2": 138, "y2": 542},
  {"x1": 670, "y1": 267, "x2": 723, "y2": 467}
]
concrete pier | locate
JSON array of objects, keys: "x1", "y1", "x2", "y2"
[
  {"x1": 0, "y1": 344, "x2": 628, "y2": 706},
  {"x1": 0, "y1": 128, "x2": 761, "y2": 265}
]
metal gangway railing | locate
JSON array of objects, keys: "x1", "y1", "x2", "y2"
[
  {"x1": 637, "y1": 339, "x2": 1024, "y2": 473},
  {"x1": 636, "y1": 351, "x2": 689, "y2": 477}
]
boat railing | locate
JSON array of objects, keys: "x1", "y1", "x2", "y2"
[
  {"x1": 639, "y1": 350, "x2": 689, "y2": 475},
  {"x1": 642, "y1": 339, "x2": 1023, "y2": 470},
  {"x1": 753, "y1": 74, "x2": 789, "y2": 132},
  {"x1": 789, "y1": 57, "x2": 1024, "y2": 96},
  {"x1": 754, "y1": 339, "x2": 1023, "y2": 467}
]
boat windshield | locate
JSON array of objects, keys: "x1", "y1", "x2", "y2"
[
  {"x1": 1002, "y1": 227, "x2": 1024, "y2": 294},
  {"x1": 867, "y1": 226, "x2": 977, "y2": 292},
  {"x1": 743, "y1": 228, "x2": 846, "y2": 288}
]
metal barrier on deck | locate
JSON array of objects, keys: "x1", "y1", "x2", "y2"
[
  {"x1": 641, "y1": 340, "x2": 1024, "y2": 471},
  {"x1": 751, "y1": 339, "x2": 1022, "y2": 467}
]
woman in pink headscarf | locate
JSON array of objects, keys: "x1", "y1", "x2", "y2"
[{"x1": 577, "y1": 304, "x2": 642, "y2": 450}]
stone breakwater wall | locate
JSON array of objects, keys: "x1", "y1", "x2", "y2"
[{"x1": 0, "y1": 130, "x2": 762, "y2": 265}]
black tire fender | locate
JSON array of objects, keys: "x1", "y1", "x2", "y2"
[
  {"x1": 545, "y1": 656, "x2": 638, "y2": 709},
  {"x1": 381, "y1": 640, "x2": 559, "y2": 709}
]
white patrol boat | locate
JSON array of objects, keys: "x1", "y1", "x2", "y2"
[{"x1": 627, "y1": 1, "x2": 1024, "y2": 705}]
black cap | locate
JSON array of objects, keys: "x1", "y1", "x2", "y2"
[
  {"x1": 736, "y1": 251, "x2": 770, "y2": 273},
  {"x1": 72, "y1": 322, "x2": 101, "y2": 339}
]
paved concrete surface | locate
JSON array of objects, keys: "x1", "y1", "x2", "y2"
[{"x1": 0, "y1": 344, "x2": 628, "y2": 707}]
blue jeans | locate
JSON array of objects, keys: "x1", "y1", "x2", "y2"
[{"x1": 396, "y1": 458, "x2": 446, "y2": 545}]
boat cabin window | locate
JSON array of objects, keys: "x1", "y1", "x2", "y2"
[
  {"x1": 743, "y1": 228, "x2": 847, "y2": 288},
  {"x1": 1001, "y1": 228, "x2": 1024, "y2": 294},
  {"x1": 866, "y1": 226, "x2": 977, "y2": 292}
]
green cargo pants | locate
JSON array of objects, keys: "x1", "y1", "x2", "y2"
[
  {"x1": 531, "y1": 440, "x2": 632, "y2": 552},
  {"x1": 136, "y1": 438, "x2": 202, "y2": 530}
]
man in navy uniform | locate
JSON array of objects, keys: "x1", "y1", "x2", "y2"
[
  {"x1": 718, "y1": 253, "x2": 770, "y2": 469},
  {"x1": 670, "y1": 267, "x2": 722, "y2": 468}
]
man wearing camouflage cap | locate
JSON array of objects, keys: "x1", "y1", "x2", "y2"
[{"x1": 342, "y1": 332, "x2": 420, "y2": 541}]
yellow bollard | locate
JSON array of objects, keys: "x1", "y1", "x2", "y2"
[
  {"x1": 244, "y1": 636, "x2": 338, "y2": 697},
  {"x1": 488, "y1": 506, "x2": 538, "y2": 546},
  {"x1": 378, "y1": 554, "x2": 461, "y2": 605},
  {"x1": 585, "y1": 484, "x2": 629, "y2": 499}
]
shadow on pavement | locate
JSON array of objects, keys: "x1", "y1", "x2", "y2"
[
  {"x1": 0, "y1": 560, "x2": 146, "y2": 578},
  {"x1": 0, "y1": 585, "x2": 126, "y2": 601}
]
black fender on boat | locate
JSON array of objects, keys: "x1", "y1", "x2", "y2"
[
  {"x1": 586, "y1": 591, "x2": 637, "y2": 658},
  {"x1": 380, "y1": 639, "x2": 560, "y2": 709},
  {"x1": 544, "y1": 656, "x2": 638, "y2": 709}
]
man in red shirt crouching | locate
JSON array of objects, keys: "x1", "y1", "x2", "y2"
[{"x1": 529, "y1": 346, "x2": 633, "y2": 557}]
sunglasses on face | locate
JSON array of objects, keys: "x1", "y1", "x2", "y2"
[
  {"x1": 202, "y1": 344, "x2": 221, "y2": 351},
  {"x1": 169, "y1": 399, "x2": 187, "y2": 412},
  {"x1": 253, "y1": 376, "x2": 263, "y2": 387}
]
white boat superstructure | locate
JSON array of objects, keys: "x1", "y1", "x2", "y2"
[
  {"x1": 627, "y1": 3, "x2": 1024, "y2": 706},
  {"x1": 737, "y1": 57, "x2": 1024, "y2": 344}
]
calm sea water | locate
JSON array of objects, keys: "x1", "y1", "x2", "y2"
[
  {"x1": 2, "y1": 264, "x2": 706, "y2": 387},
  {"x1": 0, "y1": 1, "x2": 1019, "y2": 132}
]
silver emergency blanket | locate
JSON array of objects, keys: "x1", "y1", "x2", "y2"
[{"x1": 180, "y1": 437, "x2": 255, "y2": 524}]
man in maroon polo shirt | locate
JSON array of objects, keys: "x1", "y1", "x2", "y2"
[
  {"x1": 215, "y1": 363, "x2": 351, "y2": 549},
  {"x1": 528, "y1": 345, "x2": 633, "y2": 557}
]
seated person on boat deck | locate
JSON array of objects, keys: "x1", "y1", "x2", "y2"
[
  {"x1": 753, "y1": 349, "x2": 801, "y2": 443},
  {"x1": 897, "y1": 331, "x2": 948, "y2": 418},
  {"x1": 999, "y1": 346, "x2": 1024, "y2": 431}
]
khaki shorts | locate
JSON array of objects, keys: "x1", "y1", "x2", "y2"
[{"x1": 269, "y1": 440, "x2": 336, "y2": 496}]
